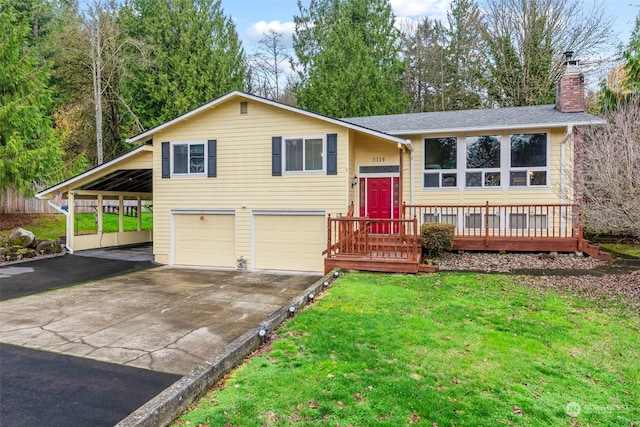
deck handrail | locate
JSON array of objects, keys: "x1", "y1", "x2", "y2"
[
  {"x1": 403, "y1": 202, "x2": 578, "y2": 240},
  {"x1": 325, "y1": 215, "x2": 419, "y2": 260}
]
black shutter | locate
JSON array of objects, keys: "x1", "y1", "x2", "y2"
[
  {"x1": 207, "y1": 139, "x2": 217, "y2": 177},
  {"x1": 326, "y1": 133, "x2": 337, "y2": 175},
  {"x1": 272, "y1": 136, "x2": 282, "y2": 176},
  {"x1": 161, "y1": 142, "x2": 170, "y2": 178}
]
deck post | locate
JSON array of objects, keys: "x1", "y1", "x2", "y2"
[
  {"x1": 326, "y1": 214, "x2": 332, "y2": 259},
  {"x1": 413, "y1": 216, "x2": 419, "y2": 258},
  {"x1": 577, "y1": 225, "x2": 584, "y2": 251},
  {"x1": 484, "y1": 201, "x2": 490, "y2": 247}
]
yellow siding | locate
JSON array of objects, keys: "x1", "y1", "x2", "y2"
[{"x1": 151, "y1": 98, "x2": 350, "y2": 270}]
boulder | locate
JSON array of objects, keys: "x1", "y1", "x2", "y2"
[
  {"x1": 8, "y1": 228, "x2": 36, "y2": 248},
  {"x1": 35, "y1": 240, "x2": 63, "y2": 255}
]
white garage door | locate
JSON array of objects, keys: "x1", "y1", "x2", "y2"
[
  {"x1": 173, "y1": 213, "x2": 235, "y2": 267},
  {"x1": 254, "y1": 213, "x2": 325, "y2": 272}
]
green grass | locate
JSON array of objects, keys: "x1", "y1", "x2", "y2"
[
  {"x1": 177, "y1": 273, "x2": 640, "y2": 426},
  {"x1": 601, "y1": 243, "x2": 640, "y2": 258},
  {"x1": 0, "y1": 212, "x2": 153, "y2": 240}
]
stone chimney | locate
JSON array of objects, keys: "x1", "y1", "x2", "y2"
[{"x1": 555, "y1": 51, "x2": 585, "y2": 113}]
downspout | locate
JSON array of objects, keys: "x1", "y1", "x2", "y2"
[
  {"x1": 560, "y1": 125, "x2": 573, "y2": 204},
  {"x1": 47, "y1": 200, "x2": 73, "y2": 254}
]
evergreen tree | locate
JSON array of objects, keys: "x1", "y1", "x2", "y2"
[
  {"x1": 293, "y1": 0, "x2": 407, "y2": 117},
  {"x1": 595, "y1": 12, "x2": 640, "y2": 112},
  {"x1": 121, "y1": 0, "x2": 248, "y2": 128},
  {"x1": 0, "y1": 3, "x2": 66, "y2": 196},
  {"x1": 401, "y1": 17, "x2": 447, "y2": 112},
  {"x1": 442, "y1": 0, "x2": 485, "y2": 110}
]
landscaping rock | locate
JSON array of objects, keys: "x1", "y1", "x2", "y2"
[
  {"x1": 8, "y1": 228, "x2": 36, "y2": 248},
  {"x1": 35, "y1": 240, "x2": 63, "y2": 255}
]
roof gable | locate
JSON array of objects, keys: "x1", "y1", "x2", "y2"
[{"x1": 126, "y1": 91, "x2": 411, "y2": 149}]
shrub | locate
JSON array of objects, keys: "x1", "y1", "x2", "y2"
[{"x1": 421, "y1": 222, "x2": 455, "y2": 258}]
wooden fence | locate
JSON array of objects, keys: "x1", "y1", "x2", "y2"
[{"x1": 1, "y1": 188, "x2": 144, "y2": 214}]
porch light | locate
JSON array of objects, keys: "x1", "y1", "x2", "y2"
[{"x1": 351, "y1": 175, "x2": 358, "y2": 188}]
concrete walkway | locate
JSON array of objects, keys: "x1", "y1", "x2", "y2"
[{"x1": 0, "y1": 268, "x2": 319, "y2": 375}]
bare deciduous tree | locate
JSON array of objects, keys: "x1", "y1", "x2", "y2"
[
  {"x1": 249, "y1": 29, "x2": 291, "y2": 101},
  {"x1": 483, "y1": 0, "x2": 615, "y2": 107},
  {"x1": 55, "y1": 0, "x2": 146, "y2": 165},
  {"x1": 581, "y1": 100, "x2": 640, "y2": 238}
]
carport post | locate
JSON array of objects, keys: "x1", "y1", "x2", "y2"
[
  {"x1": 137, "y1": 196, "x2": 142, "y2": 231},
  {"x1": 97, "y1": 194, "x2": 103, "y2": 235},
  {"x1": 119, "y1": 196, "x2": 124, "y2": 233}
]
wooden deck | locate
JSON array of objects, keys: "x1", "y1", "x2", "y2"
[
  {"x1": 323, "y1": 217, "x2": 421, "y2": 274},
  {"x1": 405, "y1": 203, "x2": 610, "y2": 261},
  {"x1": 324, "y1": 202, "x2": 611, "y2": 274}
]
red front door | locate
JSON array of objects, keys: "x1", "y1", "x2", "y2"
[{"x1": 364, "y1": 177, "x2": 399, "y2": 233}]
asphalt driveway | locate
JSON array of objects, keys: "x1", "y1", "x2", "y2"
[
  {"x1": 0, "y1": 249, "x2": 321, "y2": 425},
  {"x1": 0, "y1": 245, "x2": 157, "y2": 301}
]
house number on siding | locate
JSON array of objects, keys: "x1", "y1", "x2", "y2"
[{"x1": 372, "y1": 157, "x2": 385, "y2": 162}]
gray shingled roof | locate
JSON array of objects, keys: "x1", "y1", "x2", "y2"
[{"x1": 341, "y1": 104, "x2": 604, "y2": 136}]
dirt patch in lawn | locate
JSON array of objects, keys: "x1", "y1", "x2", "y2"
[{"x1": 0, "y1": 213, "x2": 56, "y2": 232}]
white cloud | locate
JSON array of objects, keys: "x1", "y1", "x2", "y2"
[
  {"x1": 247, "y1": 20, "x2": 296, "y2": 42},
  {"x1": 390, "y1": 0, "x2": 451, "y2": 21}
]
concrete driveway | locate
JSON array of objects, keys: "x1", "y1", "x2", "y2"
[{"x1": 0, "y1": 267, "x2": 320, "y2": 375}]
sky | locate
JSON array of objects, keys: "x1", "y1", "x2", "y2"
[{"x1": 221, "y1": 0, "x2": 639, "y2": 57}]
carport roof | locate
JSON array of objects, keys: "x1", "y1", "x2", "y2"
[{"x1": 36, "y1": 145, "x2": 153, "y2": 200}]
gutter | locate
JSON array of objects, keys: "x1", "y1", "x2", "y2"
[{"x1": 47, "y1": 201, "x2": 73, "y2": 254}]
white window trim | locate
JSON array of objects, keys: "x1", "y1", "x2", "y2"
[
  {"x1": 421, "y1": 131, "x2": 551, "y2": 191},
  {"x1": 282, "y1": 135, "x2": 326, "y2": 175},
  {"x1": 170, "y1": 141, "x2": 207, "y2": 177},
  {"x1": 422, "y1": 136, "x2": 460, "y2": 190},
  {"x1": 508, "y1": 132, "x2": 551, "y2": 188}
]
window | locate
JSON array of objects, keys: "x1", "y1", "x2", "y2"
[
  {"x1": 466, "y1": 135, "x2": 501, "y2": 187},
  {"x1": 173, "y1": 143, "x2": 205, "y2": 175},
  {"x1": 423, "y1": 132, "x2": 550, "y2": 190},
  {"x1": 424, "y1": 137, "x2": 457, "y2": 188},
  {"x1": 424, "y1": 212, "x2": 458, "y2": 225},
  {"x1": 284, "y1": 137, "x2": 324, "y2": 173},
  {"x1": 508, "y1": 212, "x2": 548, "y2": 231},
  {"x1": 465, "y1": 213, "x2": 500, "y2": 229},
  {"x1": 510, "y1": 133, "x2": 548, "y2": 186}
]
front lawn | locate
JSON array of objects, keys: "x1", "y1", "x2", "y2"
[{"x1": 177, "y1": 273, "x2": 639, "y2": 426}]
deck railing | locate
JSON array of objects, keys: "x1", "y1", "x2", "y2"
[
  {"x1": 325, "y1": 215, "x2": 420, "y2": 260},
  {"x1": 403, "y1": 202, "x2": 578, "y2": 241}
]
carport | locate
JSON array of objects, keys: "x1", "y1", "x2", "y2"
[{"x1": 35, "y1": 145, "x2": 153, "y2": 253}]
